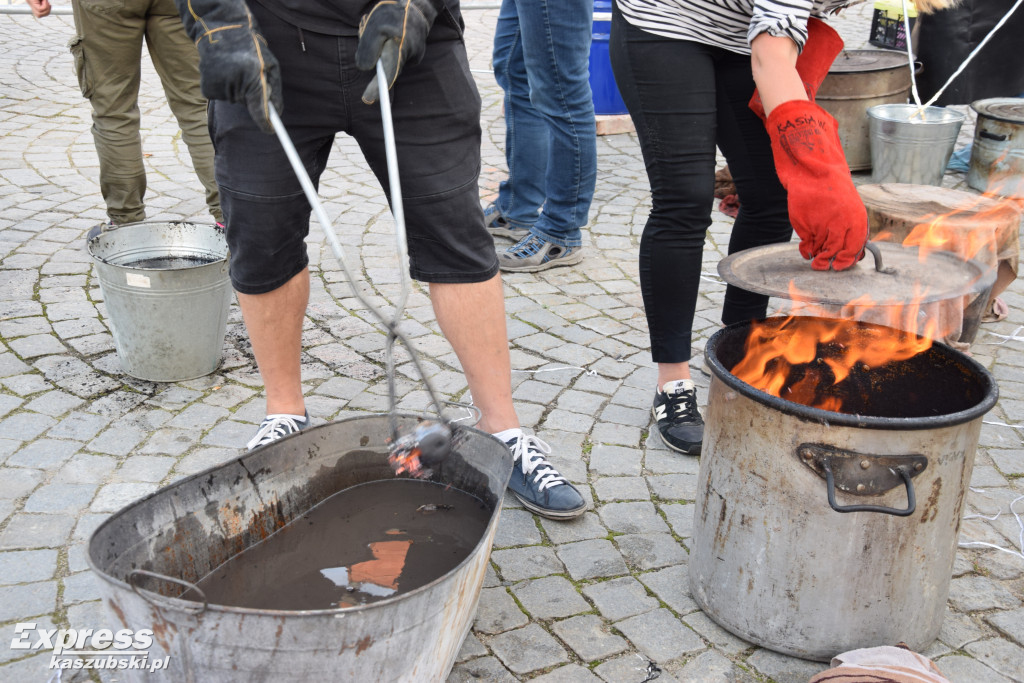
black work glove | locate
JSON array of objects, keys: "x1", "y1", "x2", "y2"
[
  {"x1": 175, "y1": 0, "x2": 282, "y2": 133},
  {"x1": 355, "y1": 0, "x2": 441, "y2": 104}
]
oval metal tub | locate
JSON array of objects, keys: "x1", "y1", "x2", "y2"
[{"x1": 87, "y1": 415, "x2": 512, "y2": 682}]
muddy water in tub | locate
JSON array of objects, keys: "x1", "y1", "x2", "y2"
[{"x1": 186, "y1": 479, "x2": 490, "y2": 610}]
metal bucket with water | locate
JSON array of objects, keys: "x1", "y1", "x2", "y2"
[
  {"x1": 868, "y1": 104, "x2": 965, "y2": 186},
  {"x1": 87, "y1": 221, "x2": 232, "y2": 382},
  {"x1": 87, "y1": 414, "x2": 512, "y2": 682}
]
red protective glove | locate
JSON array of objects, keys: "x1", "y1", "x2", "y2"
[
  {"x1": 767, "y1": 100, "x2": 868, "y2": 271},
  {"x1": 749, "y1": 18, "x2": 845, "y2": 121}
]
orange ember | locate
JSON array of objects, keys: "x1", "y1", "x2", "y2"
[
  {"x1": 731, "y1": 315, "x2": 932, "y2": 412},
  {"x1": 388, "y1": 446, "x2": 428, "y2": 477}
]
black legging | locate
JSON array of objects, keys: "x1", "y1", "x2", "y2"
[{"x1": 609, "y1": 5, "x2": 793, "y2": 364}]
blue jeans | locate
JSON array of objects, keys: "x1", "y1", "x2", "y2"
[{"x1": 492, "y1": 0, "x2": 597, "y2": 248}]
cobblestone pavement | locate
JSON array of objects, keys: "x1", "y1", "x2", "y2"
[{"x1": 2, "y1": 3, "x2": 1023, "y2": 682}]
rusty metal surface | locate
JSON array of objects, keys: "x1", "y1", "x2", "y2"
[
  {"x1": 689, "y1": 325, "x2": 992, "y2": 661},
  {"x1": 87, "y1": 415, "x2": 512, "y2": 682},
  {"x1": 968, "y1": 98, "x2": 1024, "y2": 199}
]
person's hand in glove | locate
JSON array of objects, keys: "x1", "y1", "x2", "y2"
[
  {"x1": 767, "y1": 100, "x2": 868, "y2": 271},
  {"x1": 749, "y1": 18, "x2": 844, "y2": 122},
  {"x1": 174, "y1": 0, "x2": 282, "y2": 133},
  {"x1": 355, "y1": 0, "x2": 441, "y2": 104}
]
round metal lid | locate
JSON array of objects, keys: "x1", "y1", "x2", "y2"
[
  {"x1": 717, "y1": 242, "x2": 992, "y2": 307},
  {"x1": 828, "y1": 49, "x2": 908, "y2": 73},
  {"x1": 970, "y1": 97, "x2": 1024, "y2": 124}
]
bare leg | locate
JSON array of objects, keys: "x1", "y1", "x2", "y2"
[
  {"x1": 657, "y1": 362, "x2": 692, "y2": 387},
  {"x1": 429, "y1": 275, "x2": 518, "y2": 434},
  {"x1": 236, "y1": 267, "x2": 309, "y2": 415}
]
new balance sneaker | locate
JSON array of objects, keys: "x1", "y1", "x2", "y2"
[
  {"x1": 504, "y1": 432, "x2": 587, "y2": 520},
  {"x1": 246, "y1": 411, "x2": 310, "y2": 451},
  {"x1": 498, "y1": 233, "x2": 585, "y2": 273},
  {"x1": 652, "y1": 379, "x2": 704, "y2": 455},
  {"x1": 483, "y1": 203, "x2": 528, "y2": 240}
]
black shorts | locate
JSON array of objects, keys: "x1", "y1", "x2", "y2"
[{"x1": 211, "y1": 3, "x2": 497, "y2": 294}]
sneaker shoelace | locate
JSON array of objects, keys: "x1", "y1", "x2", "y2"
[
  {"x1": 508, "y1": 234, "x2": 546, "y2": 258},
  {"x1": 509, "y1": 435, "x2": 569, "y2": 492},
  {"x1": 246, "y1": 414, "x2": 306, "y2": 450},
  {"x1": 662, "y1": 386, "x2": 700, "y2": 424}
]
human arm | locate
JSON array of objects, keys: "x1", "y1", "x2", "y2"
[
  {"x1": 173, "y1": 0, "x2": 282, "y2": 133},
  {"x1": 25, "y1": 0, "x2": 51, "y2": 18}
]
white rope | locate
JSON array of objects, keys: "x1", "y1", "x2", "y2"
[
  {"x1": 982, "y1": 419, "x2": 1024, "y2": 430},
  {"x1": 899, "y1": 0, "x2": 923, "y2": 107},
  {"x1": 979, "y1": 325, "x2": 1024, "y2": 345},
  {"x1": 512, "y1": 365, "x2": 598, "y2": 376},
  {"x1": 958, "y1": 493, "x2": 1024, "y2": 561}
]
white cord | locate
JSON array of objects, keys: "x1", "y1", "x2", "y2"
[
  {"x1": 959, "y1": 494, "x2": 1024, "y2": 561},
  {"x1": 899, "y1": 0, "x2": 923, "y2": 108}
]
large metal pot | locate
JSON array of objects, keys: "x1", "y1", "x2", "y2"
[
  {"x1": 690, "y1": 317, "x2": 998, "y2": 661},
  {"x1": 88, "y1": 415, "x2": 512, "y2": 682}
]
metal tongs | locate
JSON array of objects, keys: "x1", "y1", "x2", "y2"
[{"x1": 268, "y1": 62, "x2": 470, "y2": 471}]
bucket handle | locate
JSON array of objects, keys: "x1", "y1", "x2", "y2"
[
  {"x1": 129, "y1": 569, "x2": 209, "y2": 616},
  {"x1": 864, "y1": 242, "x2": 897, "y2": 275},
  {"x1": 798, "y1": 443, "x2": 926, "y2": 516}
]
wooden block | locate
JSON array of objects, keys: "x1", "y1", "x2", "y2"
[{"x1": 595, "y1": 114, "x2": 634, "y2": 136}]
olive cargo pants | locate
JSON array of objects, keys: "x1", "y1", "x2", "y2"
[{"x1": 70, "y1": 0, "x2": 220, "y2": 223}]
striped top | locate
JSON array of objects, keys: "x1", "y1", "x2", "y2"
[{"x1": 615, "y1": 0, "x2": 857, "y2": 55}]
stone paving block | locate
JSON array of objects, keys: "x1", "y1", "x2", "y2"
[
  {"x1": 963, "y1": 637, "x2": 1024, "y2": 681},
  {"x1": 0, "y1": 616, "x2": 58, "y2": 666},
  {"x1": 90, "y1": 483, "x2": 158, "y2": 513},
  {"x1": 52, "y1": 453, "x2": 117, "y2": 484},
  {"x1": 493, "y1": 509, "x2": 543, "y2": 549},
  {"x1": 72, "y1": 514, "x2": 108, "y2": 542},
  {"x1": 589, "y1": 444, "x2": 641, "y2": 477},
  {"x1": 668, "y1": 649, "x2": 752, "y2": 683},
  {"x1": 933, "y1": 654, "x2": 1013, "y2": 683},
  {"x1": 173, "y1": 447, "x2": 238, "y2": 477},
  {"x1": 0, "y1": 396, "x2": 24, "y2": 423},
  {"x1": 511, "y1": 576, "x2": 591, "y2": 620},
  {"x1": 67, "y1": 542, "x2": 89, "y2": 574},
  {"x1": 62, "y1": 570, "x2": 105, "y2": 605},
  {"x1": 202, "y1": 383, "x2": 257, "y2": 408},
  {"x1": 0, "y1": 352, "x2": 32, "y2": 378},
  {"x1": 556, "y1": 539, "x2": 628, "y2": 581},
  {"x1": 489, "y1": 623, "x2": 570, "y2": 675},
  {"x1": 23, "y1": 390, "x2": 84, "y2": 416},
  {"x1": 0, "y1": 581, "x2": 57, "y2": 622},
  {"x1": 512, "y1": 380, "x2": 563, "y2": 405},
  {"x1": 23, "y1": 483, "x2": 96, "y2": 514},
  {"x1": 0, "y1": 549, "x2": 58, "y2": 585},
  {"x1": 747, "y1": 648, "x2": 829, "y2": 683},
  {"x1": 615, "y1": 534, "x2": 687, "y2": 571},
  {"x1": 540, "y1": 512, "x2": 609, "y2": 544},
  {"x1": 145, "y1": 386, "x2": 203, "y2": 410},
  {"x1": 2, "y1": 375, "x2": 50, "y2": 398},
  {"x1": 491, "y1": 546, "x2": 565, "y2": 582},
  {"x1": 589, "y1": 422, "x2": 640, "y2": 447},
  {"x1": 0, "y1": 466, "x2": 45, "y2": 499},
  {"x1": 582, "y1": 576, "x2": 659, "y2": 621},
  {"x1": 648, "y1": 473, "x2": 698, "y2": 502},
  {"x1": 987, "y1": 607, "x2": 1024, "y2": 647},
  {"x1": 989, "y1": 448, "x2": 1024, "y2": 475},
  {"x1": 660, "y1": 502, "x2": 694, "y2": 539},
  {"x1": 45, "y1": 411, "x2": 108, "y2": 440},
  {"x1": 938, "y1": 610, "x2": 992, "y2": 650},
  {"x1": 140, "y1": 427, "x2": 200, "y2": 455},
  {"x1": 640, "y1": 564, "x2": 699, "y2": 616},
  {"x1": 683, "y1": 610, "x2": 755, "y2": 656},
  {"x1": 86, "y1": 424, "x2": 148, "y2": 456},
  {"x1": 167, "y1": 403, "x2": 230, "y2": 430},
  {"x1": 552, "y1": 614, "x2": 629, "y2": 662},
  {"x1": 87, "y1": 390, "x2": 148, "y2": 418},
  {"x1": 200, "y1": 420, "x2": 253, "y2": 449},
  {"x1": 455, "y1": 633, "x2": 488, "y2": 663},
  {"x1": 644, "y1": 450, "x2": 701, "y2": 475},
  {"x1": 529, "y1": 664, "x2": 603, "y2": 683},
  {"x1": 0, "y1": 412, "x2": 57, "y2": 441},
  {"x1": 556, "y1": 390, "x2": 606, "y2": 416},
  {"x1": 593, "y1": 476, "x2": 648, "y2": 502},
  {"x1": 540, "y1": 409, "x2": 594, "y2": 434},
  {"x1": 614, "y1": 608, "x2": 704, "y2": 663},
  {"x1": 8, "y1": 334, "x2": 67, "y2": 358},
  {"x1": 970, "y1": 465, "x2": 1009, "y2": 488},
  {"x1": 594, "y1": 654, "x2": 681, "y2": 683},
  {"x1": 599, "y1": 502, "x2": 669, "y2": 534},
  {"x1": 0, "y1": 513, "x2": 76, "y2": 550},
  {"x1": 948, "y1": 575, "x2": 1023, "y2": 612},
  {"x1": 6, "y1": 438, "x2": 81, "y2": 470},
  {"x1": 112, "y1": 455, "x2": 175, "y2": 483},
  {"x1": 598, "y1": 404, "x2": 649, "y2": 428},
  {"x1": 448, "y1": 656, "x2": 517, "y2": 683}
]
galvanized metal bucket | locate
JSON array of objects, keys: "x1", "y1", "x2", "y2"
[
  {"x1": 868, "y1": 104, "x2": 965, "y2": 186},
  {"x1": 87, "y1": 415, "x2": 512, "y2": 682},
  {"x1": 87, "y1": 221, "x2": 232, "y2": 382}
]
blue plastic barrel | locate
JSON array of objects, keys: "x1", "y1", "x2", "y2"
[{"x1": 589, "y1": 0, "x2": 628, "y2": 115}]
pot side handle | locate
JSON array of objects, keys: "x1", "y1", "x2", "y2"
[{"x1": 797, "y1": 443, "x2": 926, "y2": 517}]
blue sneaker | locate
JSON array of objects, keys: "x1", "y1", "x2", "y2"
[
  {"x1": 498, "y1": 233, "x2": 585, "y2": 273},
  {"x1": 483, "y1": 203, "x2": 528, "y2": 240},
  {"x1": 505, "y1": 433, "x2": 586, "y2": 520},
  {"x1": 246, "y1": 411, "x2": 310, "y2": 450}
]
